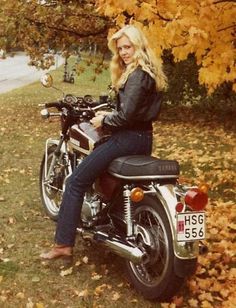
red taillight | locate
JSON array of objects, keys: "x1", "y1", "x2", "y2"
[{"x1": 185, "y1": 188, "x2": 208, "y2": 211}]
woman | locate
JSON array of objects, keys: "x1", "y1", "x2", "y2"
[{"x1": 40, "y1": 25, "x2": 167, "y2": 259}]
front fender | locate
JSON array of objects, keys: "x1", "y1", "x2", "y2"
[
  {"x1": 45, "y1": 138, "x2": 67, "y2": 154},
  {"x1": 154, "y1": 184, "x2": 199, "y2": 260}
]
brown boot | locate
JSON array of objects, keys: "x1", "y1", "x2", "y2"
[{"x1": 40, "y1": 245, "x2": 73, "y2": 260}]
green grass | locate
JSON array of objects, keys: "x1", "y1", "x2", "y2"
[{"x1": 0, "y1": 60, "x2": 235, "y2": 307}]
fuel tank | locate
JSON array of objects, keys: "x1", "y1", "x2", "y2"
[{"x1": 69, "y1": 122, "x2": 105, "y2": 155}]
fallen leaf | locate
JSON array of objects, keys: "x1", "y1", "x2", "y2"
[
  {"x1": 111, "y1": 291, "x2": 120, "y2": 301},
  {"x1": 75, "y1": 260, "x2": 82, "y2": 267},
  {"x1": 78, "y1": 289, "x2": 89, "y2": 297},
  {"x1": 0, "y1": 295, "x2": 7, "y2": 302},
  {"x1": 172, "y1": 296, "x2": 184, "y2": 306},
  {"x1": 32, "y1": 276, "x2": 41, "y2": 283},
  {"x1": 26, "y1": 298, "x2": 34, "y2": 308},
  {"x1": 8, "y1": 217, "x2": 15, "y2": 224},
  {"x1": 16, "y1": 292, "x2": 25, "y2": 299},
  {"x1": 219, "y1": 288, "x2": 229, "y2": 299},
  {"x1": 94, "y1": 284, "x2": 107, "y2": 296},
  {"x1": 82, "y1": 256, "x2": 88, "y2": 264},
  {"x1": 60, "y1": 267, "x2": 73, "y2": 277},
  {"x1": 188, "y1": 298, "x2": 199, "y2": 307},
  {"x1": 91, "y1": 274, "x2": 102, "y2": 281}
]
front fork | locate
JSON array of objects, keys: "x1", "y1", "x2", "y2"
[{"x1": 44, "y1": 137, "x2": 72, "y2": 183}]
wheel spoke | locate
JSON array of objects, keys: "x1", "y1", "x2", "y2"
[
  {"x1": 147, "y1": 212, "x2": 153, "y2": 227},
  {"x1": 129, "y1": 205, "x2": 170, "y2": 287}
]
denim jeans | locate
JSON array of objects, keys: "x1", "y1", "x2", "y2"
[{"x1": 55, "y1": 130, "x2": 153, "y2": 246}]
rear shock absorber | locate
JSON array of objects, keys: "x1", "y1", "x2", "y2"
[{"x1": 123, "y1": 185, "x2": 133, "y2": 237}]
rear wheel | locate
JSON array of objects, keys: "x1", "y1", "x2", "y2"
[
  {"x1": 39, "y1": 145, "x2": 70, "y2": 220},
  {"x1": 126, "y1": 197, "x2": 184, "y2": 301}
]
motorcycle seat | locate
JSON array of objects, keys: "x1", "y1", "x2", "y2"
[{"x1": 108, "y1": 155, "x2": 179, "y2": 180}]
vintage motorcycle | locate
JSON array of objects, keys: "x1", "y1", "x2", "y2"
[{"x1": 39, "y1": 73, "x2": 208, "y2": 301}]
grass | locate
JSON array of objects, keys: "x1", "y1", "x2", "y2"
[{"x1": 0, "y1": 60, "x2": 235, "y2": 307}]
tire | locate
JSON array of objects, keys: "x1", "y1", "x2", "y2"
[
  {"x1": 125, "y1": 196, "x2": 184, "y2": 301},
  {"x1": 39, "y1": 145, "x2": 69, "y2": 221}
]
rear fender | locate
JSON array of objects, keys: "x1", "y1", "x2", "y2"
[{"x1": 154, "y1": 184, "x2": 199, "y2": 260}]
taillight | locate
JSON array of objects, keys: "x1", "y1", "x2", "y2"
[{"x1": 185, "y1": 188, "x2": 208, "y2": 211}]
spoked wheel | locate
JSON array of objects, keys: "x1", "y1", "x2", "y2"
[
  {"x1": 39, "y1": 145, "x2": 70, "y2": 220},
  {"x1": 126, "y1": 197, "x2": 184, "y2": 301}
]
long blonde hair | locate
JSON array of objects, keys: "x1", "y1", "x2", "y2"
[{"x1": 108, "y1": 25, "x2": 167, "y2": 91}]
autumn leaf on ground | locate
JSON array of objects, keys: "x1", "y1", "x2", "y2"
[
  {"x1": 172, "y1": 296, "x2": 184, "y2": 306},
  {"x1": 111, "y1": 291, "x2": 121, "y2": 301},
  {"x1": 60, "y1": 267, "x2": 73, "y2": 277},
  {"x1": 77, "y1": 289, "x2": 89, "y2": 298},
  {"x1": 91, "y1": 272, "x2": 102, "y2": 281},
  {"x1": 8, "y1": 217, "x2": 15, "y2": 224},
  {"x1": 36, "y1": 303, "x2": 44, "y2": 308},
  {"x1": 94, "y1": 284, "x2": 108, "y2": 296},
  {"x1": 16, "y1": 292, "x2": 25, "y2": 299},
  {"x1": 82, "y1": 256, "x2": 89, "y2": 264}
]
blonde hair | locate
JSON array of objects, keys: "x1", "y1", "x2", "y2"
[{"x1": 108, "y1": 25, "x2": 167, "y2": 91}]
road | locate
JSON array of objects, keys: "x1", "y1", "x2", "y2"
[{"x1": 0, "y1": 52, "x2": 63, "y2": 94}]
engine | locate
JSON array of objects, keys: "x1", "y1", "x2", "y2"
[{"x1": 81, "y1": 191, "x2": 101, "y2": 226}]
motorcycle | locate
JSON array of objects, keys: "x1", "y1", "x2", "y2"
[{"x1": 39, "y1": 73, "x2": 208, "y2": 301}]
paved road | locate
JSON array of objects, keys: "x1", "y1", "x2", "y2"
[{"x1": 0, "y1": 52, "x2": 63, "y2": 94}]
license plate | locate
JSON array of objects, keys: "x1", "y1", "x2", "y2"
[{"x1": 176, "y1": 212, "x2": 205, "y2": 241}]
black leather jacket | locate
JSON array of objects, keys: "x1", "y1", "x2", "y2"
[{"x1": 103, "y1": 66, "x2": 162, "y2": 131}]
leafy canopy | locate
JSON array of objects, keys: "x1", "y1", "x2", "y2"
[
  {"x1": 0, "y1": 0, "x2": 109, "y2": 68},
  {"x1": 96, "y1": 0, "x2": 236, "y2": 93}
]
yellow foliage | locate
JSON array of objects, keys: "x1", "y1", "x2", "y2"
[{"x1": 96, "y1": 0, "x2": 236, "y2": 93}]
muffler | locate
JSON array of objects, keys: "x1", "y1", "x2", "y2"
[{"x1": 77, "y1": 228, "x2": 146, "y2": 264}]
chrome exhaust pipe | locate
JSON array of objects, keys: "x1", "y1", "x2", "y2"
[{"x1": 77, "y1": 228, "x2": 146, "y2": 264}]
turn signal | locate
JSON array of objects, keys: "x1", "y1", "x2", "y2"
[
  {"x1": 130, "y1": 187, "x2": 144, "y2": 202},
  {"x1": 185, "y1": 188, "x2": 208, "y2": 211}
]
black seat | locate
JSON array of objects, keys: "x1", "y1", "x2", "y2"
[{"x1": 108, "y1": 155, "x2": 179, "y2": 180}]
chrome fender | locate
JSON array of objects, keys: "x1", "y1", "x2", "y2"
[{"x1": 154, "y1": 184, "x2": 199, "y2": 260}]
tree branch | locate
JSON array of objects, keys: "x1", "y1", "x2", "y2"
[
  {"x1": 156, "y1": 13, "x2": 172, "y2": 22},
  {"x1": 213, "y1": 0, "x2": 236, "y2": 4},
  {"x1": 218, "y1": 24, "x2": 236, "y2": 32},
  {"x1": 25, "y1": 17, "x2": 108, "y2": 38}
]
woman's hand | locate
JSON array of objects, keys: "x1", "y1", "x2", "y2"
[{"x1": 90, "y1": 114, "x2": 105, "y2": 128}]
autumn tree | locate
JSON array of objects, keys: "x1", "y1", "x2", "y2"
[
  {"x1": 0, "y1": 0, "x2": 235, "y2": 93},
  {"x1": 0, "y1": 0, "x2": 110, "y2": 68},
  {"x1": 96, "y1": 0, "x2": 236, "y2": 94}
]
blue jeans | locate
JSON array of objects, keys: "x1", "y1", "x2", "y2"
[{"x1": 55, "y1": 130, "x2": 153, "y2": 246}]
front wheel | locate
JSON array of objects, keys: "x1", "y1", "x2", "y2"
[
  {"x1": 39, "y1": 145, "x2": 70, "y2": 221},
  {"x1": 126, "y1": 197, "x2": 184, "y2": 301}
]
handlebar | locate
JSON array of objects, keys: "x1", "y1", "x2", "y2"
[
  {"x1": 44, "y1": 101, "x2": 73, "y2": 111},
  {"x1": 39, "y1": 96, "x2": 115, "y2": 121}
]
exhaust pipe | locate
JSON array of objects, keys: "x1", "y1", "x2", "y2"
[{"x1": 77, "y1": 228, "x2": 146, "y2": 264}]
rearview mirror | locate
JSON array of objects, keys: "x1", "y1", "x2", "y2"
[{"x1": 41, "y1": 73, "x2": 53, "y2": 88}]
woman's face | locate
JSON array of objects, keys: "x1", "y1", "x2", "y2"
[{"x1": 117, "y1": 35, "x2": 135, "y2": 65}]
